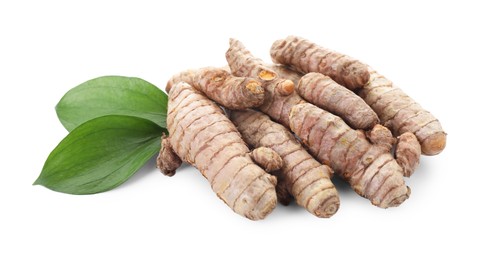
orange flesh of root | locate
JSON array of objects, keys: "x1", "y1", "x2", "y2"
[
  {"x1": 246, "y1": 80, "x2": 264, "y2": 94},
  {"x1": 259, "y1": 70, "x2": 277, "y2": 81},
  {"x1": 281, "y1": 80, "x2": 294, "y2": 94}
]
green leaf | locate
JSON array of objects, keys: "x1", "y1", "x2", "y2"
[
  {"x1": 34, "y1": 115, "x2": 164, "y2": 194},
  {"x1": 56, "y1": 76, "x2": 168, "y2": 132}
]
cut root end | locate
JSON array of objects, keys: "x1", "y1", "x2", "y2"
[
  {"x1": 421, "y1": 132, "x2": 447, "y2": 155},
  {"x1": 276, "y1": 79, "x2": 295, "y2": 96},
  {"x1": 246, "y1": 80, "x2": 264, "y2": 94},
  {"x1": 258, "y1": 69, "x2": 277, "y2": 81}
]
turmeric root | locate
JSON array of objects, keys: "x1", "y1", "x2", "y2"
[
  {"x1": 225, "y1": 39, "x2": 280, "y2": 83},
  {"x1": 367, "y1": 125, "x2": 420, "y2": 177},
  {"x1": 157, "y1": 82, "x2": 277, "y2": 220},
  {"x1": 289, "y1": 103, "x2": 410, "y2": 208},
  {"x1": 250, "y1": 147, "x2": 283, "y2": 172},
  {"x1": 226, "y1": 40, "x2": 410, "y2": 207},
  {"x1": 395, "y1": 133, "x2": 421, "y2": 177},
  {"x1": 157, "y1": 136, "x2": 182, "y2": 177},
  {"x1": 166, "y1": 67, "x2": 264, "y2": 110},
  {"x1": 297, "y1": 72, "x2": 379, "y2": 129},
  {"x1": 359, "y1": 68, "x2": 447, "y2": 155},
  {"x1": 231, "y1": 109, "x2": 340, "y2": 217},
  {"x1": 166, "y1": 68, "x2": 197, "y2": 92},
  {"x1": 366, "y1": 124, "x2": 396, "y2": 151},
  {"x1": 226, "y1": 38, "x2": 302, "y2": 128},
  {"x1": 268, "y1": 64, "x2": 303, "y2": 85},
  {"x1": 226, "y1": 39, "x2": 278, "y2": 82},
  {"x1": 256, "y1": 78, "x2": 303, "y2": 129},
  {"x1": 270, "y1": 36, "x2": 370, "y2": 90}
]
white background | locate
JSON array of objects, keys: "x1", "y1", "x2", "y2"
[{"x1": 1, "y1": 0, "x2": 485, "y2": 259}]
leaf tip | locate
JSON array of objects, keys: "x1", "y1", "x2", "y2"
[{"x1": 33, "y1": 177, "x2": 43, "y2": 186}]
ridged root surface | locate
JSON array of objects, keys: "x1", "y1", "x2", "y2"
[
  {"x1": 297, "y1": 72, "x2": 379, "y2": 129},
  {"x1": 160, "y1": 82, "x2": 277, "y2": 220},
  {"x1": 226, "y1": 38, "x2": 303, "y2": 128},
  {"x1": 270, "y1": 36, "x2": 370, "y2": 90},
  {"x1": 231, "y1": 109, "x2": 340, "y2": 217},
  {"x1": 166, "y1": 67, "x2": 264, "y2": 110},
  {"x1": 289, "y1": 103, "x2": 410, "y2": 208},
  {"x1": 359, "y1": 68, "x2": 446, "y2": 155}
]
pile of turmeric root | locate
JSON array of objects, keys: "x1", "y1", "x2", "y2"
[{"x1": 157, "y1": 36, "x2": 446, "y2": 220}]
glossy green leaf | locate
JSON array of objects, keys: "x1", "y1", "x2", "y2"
[
  {"x1": 56, "y1": 76, "x2": 167, "y2": 131},
  {"x1": 34, "y1": 115, "x2": 164, "y2": 194}
]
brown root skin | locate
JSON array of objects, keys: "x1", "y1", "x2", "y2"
[
  {"x1": 226, "y1": 38, "x2": 278, "y2": 82},
  {"x1": 231, "y1": 109, "x2": 339, "y2": 218},
  {"x1": 226, "y1": 38, "x2": 303, "y2": 128},
  {"x1": 269, "y1": 64, "x2": 303, "y2": 85},
  {"x1": 270, "y1": 36, "x2": 370, "y2": 90},
  {"x1": 359, "y1": 68, "x2": 446, "y2": 155},
  {"x1": 162, "y1": 82, "x2": 277, "y2": 220},
  {"x1": 167, "y1": 67, "x2": 265, "y2": 110},
  {"x1": 166, "y1": 69, "x2": 197, "y2": 93},
  {"x1": 257, "y1": 79, "x2": 303, "y2": 128},
  {"x1": 156, "y1": 136, "x2": 182, "y2": 177},
  {"x1": 227, "y1": 38, "x2": 411, "y2": 208},
  {"x1": 250, "y1": 147, "x2": 283, "y2": 172},
  {"x1": 396, "y1": 132, "x2": 421, "y2": 177},
  {"x1": 289, "y1": 103, "x2": 410, "y2": 208},
  {"x1": 367, "y1": 124, "x2": 396, "y2": 152},
  {"x1": 297, "y1": 72, "x2": 379, "y2": 129}
]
